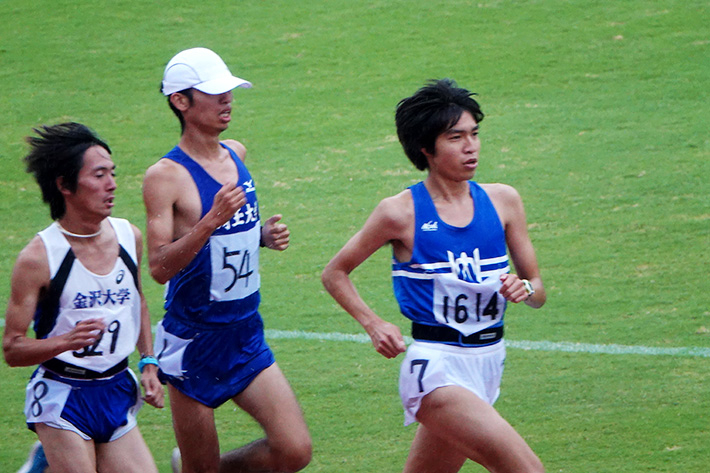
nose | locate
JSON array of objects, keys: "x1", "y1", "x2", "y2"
[
  {"x1": 107, "y1": 174, "x2": 117, "y2": 191},
  {"x1": 463, "y1": 135, "x2": 479, "y2": 153}
]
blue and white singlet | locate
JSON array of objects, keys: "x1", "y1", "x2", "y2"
[
  {"x1": 392, "y1": 181, "x2": 510, "y2": 338},
  {"x1": 34, "y1": 217, "x2": 141, "y2": 374},
  {"x1": 162, "y1": 144, "x2": 261, "y2": 327}
]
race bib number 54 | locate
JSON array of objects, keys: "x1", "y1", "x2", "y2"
[
  {"x1": 209, "y1": 228, "x2": 260, "y2": 302},
  {"x1": 432, "y1": 275, "x2": 506, "y2": 336}
]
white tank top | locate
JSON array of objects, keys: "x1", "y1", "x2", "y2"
[{"x1": 37, "y1": 217, "x2": 141, "y2": 373}]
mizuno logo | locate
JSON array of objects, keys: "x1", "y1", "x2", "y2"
[{"x1": 421, "y1": 221, "x2": 438, "y2": 231}]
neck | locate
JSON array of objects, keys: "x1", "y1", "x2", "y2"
[
  {"x1": 56, "y1": 219, "x2": 104, "y2": 239},
  {"x1": 424, "y1": 175, "x2": 470, "y2": 202},
  {"x1": 179, "y1": 129, "x2": 224, "y2": 161}
]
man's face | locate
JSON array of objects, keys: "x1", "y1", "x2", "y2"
[
  {"x1": 183, "y1": 89, "x2": 234, "y2": 133},
  {"x1": 425, "y1": 111, "x2": 481, "y2": 180},
  {"x1": 66, "y1": 145, "x2": 116, "y2": 219}
]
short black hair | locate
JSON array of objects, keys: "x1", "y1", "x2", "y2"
[
  {"x1": 24, "y1": 122, "x2": 111, "y2": 220},
  {"x1": 162, "y1": 84, "x2": 194, "y2": 135},
  {"x1": 395, "y1": 79, "x2": 484, "y2": 170}
]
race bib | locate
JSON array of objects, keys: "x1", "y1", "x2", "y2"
[
  {"x1": 208, "y1": 228, "x2": 260, "y2": 302},
  {"x1": 432, "y1": 275, "x2": 506, "y2": 336},
  {"x1": 24, "y1": 371, "x2": 71, "y2": 423},
  {"x1": 154, "y1": 322, "x2": 192, "y2": 378}
]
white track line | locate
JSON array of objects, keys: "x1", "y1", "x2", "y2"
[
  {"x1": 2, "y1": 319, "x2": 708, "y2": 358},
  {"x1": 264, "y1": 329, "x2": 710, "y2": 358}
]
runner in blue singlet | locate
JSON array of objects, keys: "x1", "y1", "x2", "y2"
[
  {"x1": 143, "y1": 47, "x2": 311, "y2": 473},
  {"x1": 323, "y1": 79, "x2": 547, "y2": 473}
]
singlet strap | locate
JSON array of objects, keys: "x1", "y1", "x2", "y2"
[
  {"x1": 118, "y1": 245, "x2": 140, "y2": 293},
  {"x1": 35, "y1": 249, "x2": 76, "y2": 339}
]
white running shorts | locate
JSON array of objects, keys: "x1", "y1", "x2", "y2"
[{"x1": 399, "y1": 340, "x2": 506, "y2": 426}]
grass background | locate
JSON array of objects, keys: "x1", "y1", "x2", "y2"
[{"x1": 1, "y1": 0, "x2": 708, "y2": 471}]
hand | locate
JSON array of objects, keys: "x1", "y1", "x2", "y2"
[
  {"x1": 499, "y1": 273, "x2": 529, "y2": 303},
  {"x1": 209, "y1": 182, "x2": 247, "y2": 229},
  {"x1": 366, "y1": 320, "x2": 407, "y2": 359},
  {"x1": 261, "y1": 214, "x2": 290, "y2": 251},
  {"x1": 140, "y1": 365, "x2": 165, "y2": 408},
  {"x1": 63, "y1": 318, "x2": 106, "y2": 351}
]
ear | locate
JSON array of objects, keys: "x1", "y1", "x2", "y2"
[
  {"x1": 56, "y1": 176, "x2": 72, "y2": 196},
  {"x1": 170, "y1": 92, "x2": 191, "y2": 112},
  {"x1": 421, "y1": 146, "x2": 435, "y2": 160}
]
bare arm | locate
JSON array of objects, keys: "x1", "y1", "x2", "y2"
[
  {"x1": 142, "y1": 160, "x2": 247, "y2": 284},
  {"x1": 322, "y1": 194, "x2": 411, "y2": 358},
  {"x1": 484, "y1": 183, "x2": 546, "y2": 308},
  {"x1": 131, "y1": 225, "x2": 164, "y2": 408},
  {"x1": 2, "y1": 238, "x2": 105, "y2": 367}
]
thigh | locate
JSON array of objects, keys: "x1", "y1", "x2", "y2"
[
  {"x1": 403, "y1": 424, "x2": 467, "y2": 473},
  {"x1": 95, "y1": 428, "x2": 158, "y2": 473},
  {"x1": 169, "y1": 384, "x2": 221, "y2": 472},
  {"x1": 35, "y1": 423, "x2": 96, "y2": 473},
  {"x1": 233, "y1": 363, "x2": 310, "y2": 448},
  {"x1": 415, "y1": 386, "x2": 543, "y2": 473}
]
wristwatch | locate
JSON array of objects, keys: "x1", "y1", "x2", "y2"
[{"x1": 521, "y1": 279, "x2": 535, "y2": 300}]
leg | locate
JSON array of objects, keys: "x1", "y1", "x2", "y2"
[
  {"x1": 220, "y1": 363, "x2": 312, "y2": 473},
  {"x1": 35, "y1": 424, "x2": 96, "y2": 473},
  {"x1": 95, "y1": 428, "x2": 158, "y2": 473},
  {"x1": 17, "y1": 441, "x2": 50, "y2": 473},
  {"x1": 403, "y1": 424, "x2": 467, "y2": 473},
  {"x1": 411, "y1": 386, "x2": 544, "y2": 473},
  {"x1": 169, "y1": 384, "x2": 221, "y2": 473}
]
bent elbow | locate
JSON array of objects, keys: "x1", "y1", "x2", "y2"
[
  {"x1": 320, "y1": 266, "x2": 333, "y2": 290},
  {"x1": 149, "y1": 266, "x2": 170, "y2": 285},
  {"x1": 3, "y1": 343, "x2": 23, "y2": 368}
]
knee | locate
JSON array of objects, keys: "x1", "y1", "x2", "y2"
[
  {"x1": 275, "y1": 436, "x2": 312, "y2": 472},
  {"x1": 525, "y1": 456, "x2": 545, "y2": 473}
]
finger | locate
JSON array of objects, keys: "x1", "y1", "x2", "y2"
[{"x1": 265, "y1": 214, "x2": 283, "y2": 227}]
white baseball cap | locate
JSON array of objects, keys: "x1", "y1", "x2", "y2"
[{"x1": 161, "y1": 47, "x2": 252, "y2": 96}]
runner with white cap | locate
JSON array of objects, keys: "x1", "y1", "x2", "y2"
[{"x1": 143, "y1": 47, "x2": 312, "y2": 473}]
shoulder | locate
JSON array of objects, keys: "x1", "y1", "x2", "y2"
[
  {"x1": 143, "y1": 158, "x2": 191, "y2": 200},
  {"x1": 479, "y1": 183, "x2": 526, "y2": 228},
  {"x1": 479, "y1": 182, "x2": 521, "y2": 204},
  {"x1": 127, "y1": 222, "x2": 143, "y2": 243},
  {"x1": 221, "y1": 139, "x2": 247, "y2": 162},
  {"x1": 13, "y1": 235, "x2": 50, "y2": 282},
  {"x1": 144, "y1": 156, "x2": 187, "y2": 181},
  {"x1": 370, "y1": 189, "x2": 414, "y2": 232}
]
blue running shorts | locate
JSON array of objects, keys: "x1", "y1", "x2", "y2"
[
  {"x1": 155, "y1": 312, "x2": 275, "y2": 408},
  {"x1": 25, "y1": 367, "x2": 141, "y2": 443}
]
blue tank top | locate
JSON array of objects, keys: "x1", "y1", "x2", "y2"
[
  {"x1": 162, "y1": 144, "x2": 261, "y2": 327},
  {"x1": 392, "y1": 181, "x2": 509, "y2": 336}
]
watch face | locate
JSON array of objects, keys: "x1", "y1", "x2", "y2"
[{"x1": 523, "y1": 280, "x2": 534, "y2": 296}]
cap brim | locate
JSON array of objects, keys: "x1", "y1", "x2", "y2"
[{"x1": 194, "y1": 75, "x2": 252, "y2": 95}]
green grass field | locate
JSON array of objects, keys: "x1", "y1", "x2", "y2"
[{"x1": 1, "y1": 0, "x2": 708, "y2": 471}]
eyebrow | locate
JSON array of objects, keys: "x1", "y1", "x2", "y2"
[
  {"x1": 446, "y1": 124, "x2": 480, "y2": 135},
  {"x1": 92, "y1": 163, "x2": 117, "y2": 172}
]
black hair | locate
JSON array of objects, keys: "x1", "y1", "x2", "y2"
[
  {"x1": 24, "y1": 122, "x2": 111, "y2": 220},
  {"x1": 162, "y1": 83, "x2": 194, "y2": 134},
  {"x1": 395, "y1": 78, "x2": 484, "y2": 170}
]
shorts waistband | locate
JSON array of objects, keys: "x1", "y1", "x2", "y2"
[
  {"x1": 411, "y1": 323, "x2": 503, "y2": 347},
  {"x1": 41, "y1": 358, "x2": 128, "y2": 380}
]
